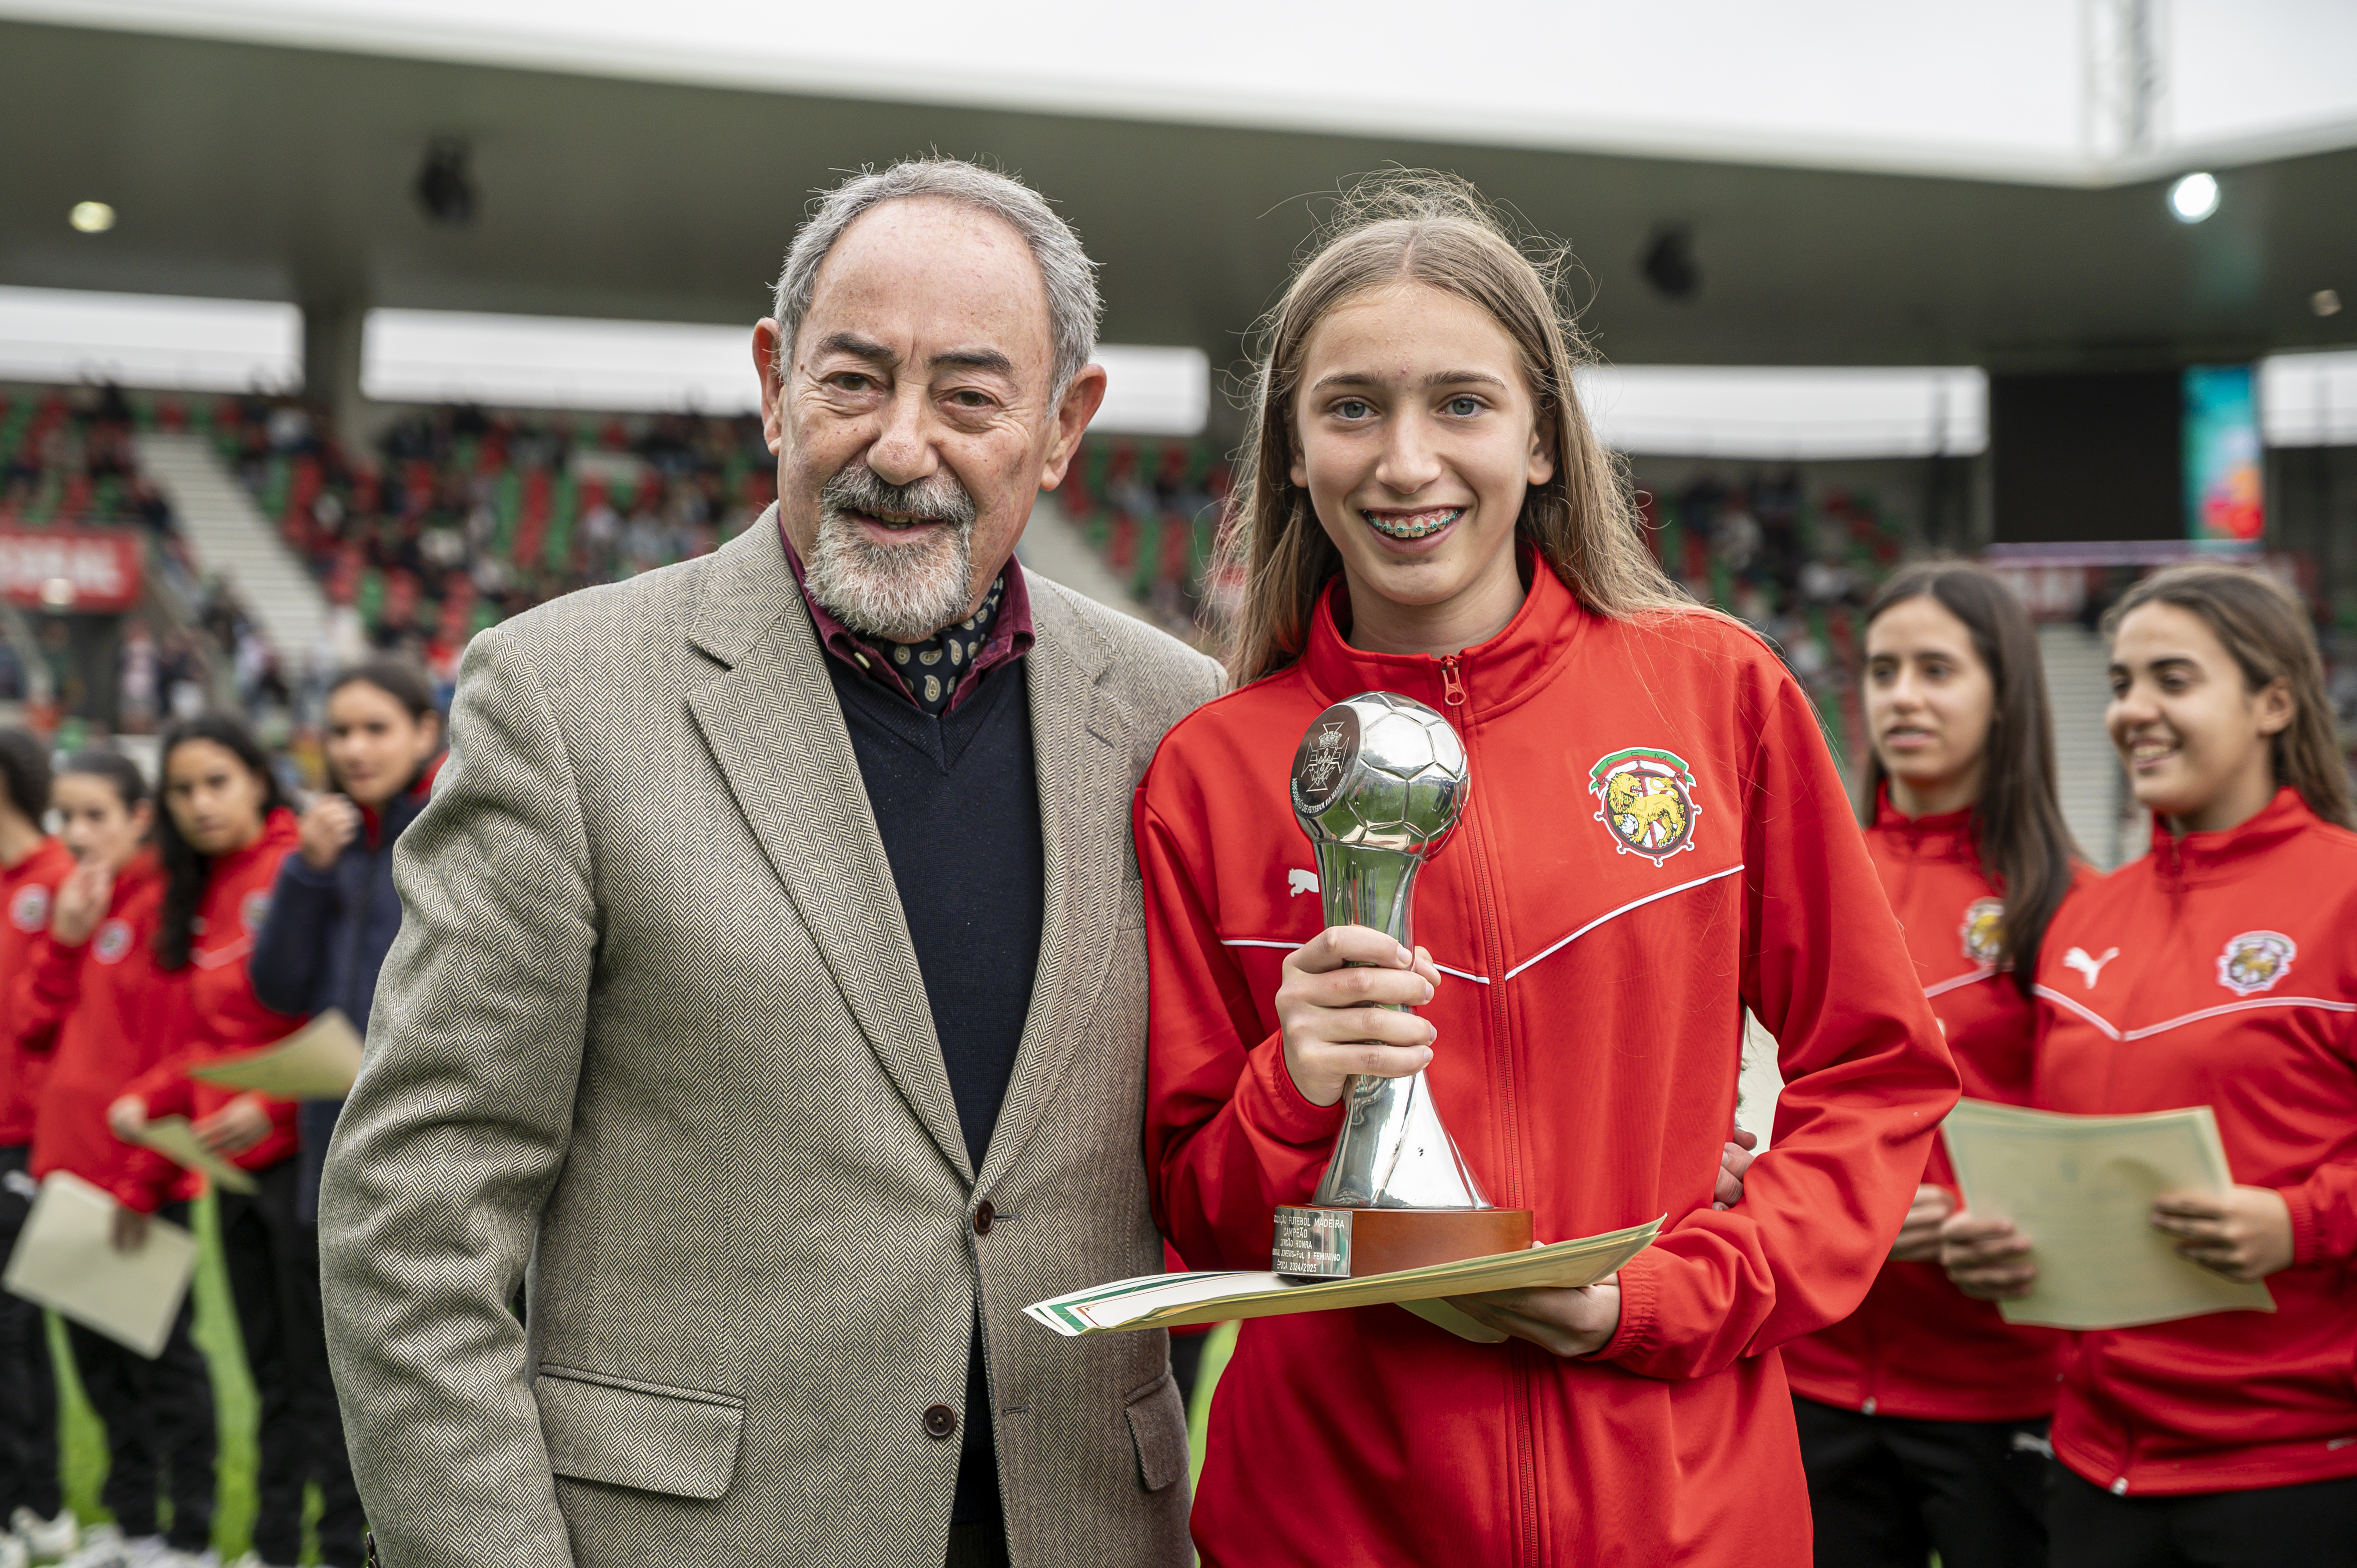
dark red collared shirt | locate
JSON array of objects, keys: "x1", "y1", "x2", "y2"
[{"x1": 779, "y1": 523, "x2": 1033, "y2": 716}]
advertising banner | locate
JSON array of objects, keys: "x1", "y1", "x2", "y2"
[
  {"x1": 0, "y1": 529, "x2": 144, "y2": 612},
  {"x1": 2184, "y1": 365, "x2": 2265, "y2": 543}
]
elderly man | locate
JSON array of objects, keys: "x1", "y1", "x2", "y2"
[{"x1": 320, "y1": 159, "x2": 1218, "y2": 1568}]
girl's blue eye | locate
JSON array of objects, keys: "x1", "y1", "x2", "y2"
[
  {"x1": 1336, "y1": 399, "x2": 1371, "y2": 420},
  {"x1": 1446, "y1": 396, "x2": 1480, "y2": 416}
]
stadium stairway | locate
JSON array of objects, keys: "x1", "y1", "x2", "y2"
[
  {"x1": 2040, "y1": 621, "x2": 2134, "y2": 870},
  {"x1": 133, "y1": 431, "x2": 331, "y2": 671}
]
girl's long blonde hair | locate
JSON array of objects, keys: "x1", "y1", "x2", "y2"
[{"x1": 1216, "y1": 172, "x2": 1700, "y2": 687}]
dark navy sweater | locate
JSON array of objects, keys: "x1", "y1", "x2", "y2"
[
  {"x1": 250, "y1": 763, "x2": 439, "y2": 1221},
  {"x1": 826, "y1": 650, "x2": 1042, "y2": 1532}
]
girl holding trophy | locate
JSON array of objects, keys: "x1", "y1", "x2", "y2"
[{"x1": 1137, "y1": 173, "x2": 1958, "y2": 1565}]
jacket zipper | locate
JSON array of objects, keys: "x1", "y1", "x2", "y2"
[{"x1": 1447, "y1": 654, "x2": 1538, "y2": 1567}]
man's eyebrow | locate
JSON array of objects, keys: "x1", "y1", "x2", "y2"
[
  {"x1": 816, "y1": 331, "x2": 896, "y2": 363},
  {"x1": 930, "y1": 347, "x2": 1016, "y2": 375},
  {"x1": 1306, "y1": 369, "x2": 1512, "y2": 393}
]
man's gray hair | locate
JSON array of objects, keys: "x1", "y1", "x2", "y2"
[{"x1": 772, "y1": 158, "x2": 1101, "y2": 399}]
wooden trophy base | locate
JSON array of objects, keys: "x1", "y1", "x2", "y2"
[{"x1": 1272, "y1": 1204, "x2": 1535, "y2": 1280}]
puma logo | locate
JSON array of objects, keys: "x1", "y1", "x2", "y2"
[
  {"x1": 2063, "y1": 946, "x2": 2119, "y2": 990},
  {"x1": 1287, "y1": 869, "x2": 1320, "y2": 898}
]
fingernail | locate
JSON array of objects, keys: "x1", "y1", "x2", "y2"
[
  {"x1": 1421, "y1": 981, "x2": 1435, "y2": 1001},
  {"x1": 1396, "y1": 946, "x2": 1412, "y2": 967}
]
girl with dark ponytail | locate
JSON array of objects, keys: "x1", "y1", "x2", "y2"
[
  {"x1": 1783, "y1": 560, "x2": 2086, "y2": 1568},
  {"x1": 110, "y1": 713, "x2": 361, "y2": 1568}
]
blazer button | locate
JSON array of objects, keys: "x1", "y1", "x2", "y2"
[
  {"x1": 924, "y1": 1404, "x2": 958, "y2": 1440},
  {"x1": 973, "y1": 1201, "x2": 995, "y2": 1236}
]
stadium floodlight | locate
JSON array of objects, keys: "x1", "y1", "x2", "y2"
[
  {"x1": 415, "y1": 138, "x2": 477, "y2": 227},
  {"x1": 68, "y1": 202, "x2": 115, "y2": 234},
  {"x1": 2168, "y1": 172, "x2": 2220, "y2": 223}
]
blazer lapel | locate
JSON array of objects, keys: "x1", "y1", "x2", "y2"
[
  {"x1": 975, "y1": 572, "x2": 1127, "y2": 1197},
  {"x1": 684, "y1": 519, "x2": 972, "y2": 1183}
]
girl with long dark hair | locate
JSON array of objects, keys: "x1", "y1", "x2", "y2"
[
  {"x1": 1945, "y1": 563, "x2": 2357, "y2": 1566},
  {"x1": 1780, "y1": 561, "x2": 2083, "y2": 1568},
  {"x1": 17, "y1": 749, "x2": 216, "y2": 1568},
  {"x1": 110, "y1": 714, "x2": 360, "y2": 1568},
  {"x1": 1138, "y1": 173, "x2": 1957, "y2": 1566}
]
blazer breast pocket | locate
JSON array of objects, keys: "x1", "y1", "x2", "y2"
[{"x1": 535, "y1": 1363, "x2": 746, "y2": 1501}]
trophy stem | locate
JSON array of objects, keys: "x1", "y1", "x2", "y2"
[{"x1": 1308, "y1": 842, "x2": 1492, "y2": 1213}]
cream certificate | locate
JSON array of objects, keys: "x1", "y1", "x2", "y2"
[
  {"x1": 189, "y1": 1008, "x2": 364, "y2": 1100},
  {"x1": 3, "y1": 1171, "x2": 197, "y2": 1357},
  {"x1": 1941, "y1": 1099, "x2": 2274, "y2": 1331}
]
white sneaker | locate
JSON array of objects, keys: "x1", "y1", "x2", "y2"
[
  {"x1": 113, "y1": 1541, "x2": 178, "y2": 1568},
  {"x1": 11, "y1": 1510, "x2": 77, "y2": 1564},
  {"x1": 54, "y1": 1527, "x2": 127, "y2": 1568},
  {"x1": 3, "y1": 1529, "x2": 32, "y2": 1568}
]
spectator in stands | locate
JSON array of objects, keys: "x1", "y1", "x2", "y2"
[{"x1": 250, "y1": 658, "x2": 444, "y2": 1220}]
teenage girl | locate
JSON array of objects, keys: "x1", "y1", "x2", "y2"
[
  {"x1": 17, "y1": 749, "x2": 216, "y2": 1566},
  {"x1": 1138, "y1": 174, "x2": 1958, "y2": 1567},
  {"x1": 1944, "y1": 563, "x2": 2357, "y2": 1567},
  {"x1": 1780, "y1": 562, "x2": 2081, "y2": 1567},
  {"x1": 110, "y1": 715, "x2": 359, "y2": 1568},
  {"x1": 0, "y1": 731, "x2": 77, "y2": 1559},
  {"x1": 249, "y1": 657, "x2": 444, "y2": 1222}
]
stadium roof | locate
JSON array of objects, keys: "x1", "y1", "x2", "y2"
[{"x1": 0, "y1": 5, "x2": 2350, "y2": 398}]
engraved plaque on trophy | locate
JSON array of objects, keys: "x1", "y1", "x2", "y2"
[{"x1": 1270, "y1": 692, "x2": 1535, "y2": 1279}]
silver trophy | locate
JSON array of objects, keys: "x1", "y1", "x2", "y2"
[{"x1": 1272, "y1": 692, "x2": 1530, "y2": 1278}]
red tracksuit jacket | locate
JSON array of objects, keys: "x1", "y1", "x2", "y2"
[
  {"x1": 127, "y1": 810, "x2": 303, "y2": 1173},
  {"x1": 1783, "y1": 796, "x2": 2072, "y2": 1421},
  {"x1": 18, "y1": 853, "x2": 196, "y2": 1212},
  {"x1": 2034, "y1": 787, "x2": 2357, "y2": 1496},
  {"x1": 0, "y1": 837, "x2": 78, "y2": 1146},
  {"x1": 1139, "y1": 565, "x2": 1959, "y2": 1567}
]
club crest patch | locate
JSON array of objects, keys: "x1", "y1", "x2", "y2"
[
  {"x1": 1588, "y1": 748, "x2": 1700, "y2": 867},
  {"x1": 1960, "y1": 898, "x2": 2005, "y2": 967},
  {"x1": 2216, "y1": 931, "x2": 2295, "y2": 997},
  {"x1": 241, "y1": 891, "x2": 270, "y2": 934},
  {"x1": 92, "y1": 918, "x2": 133, "y2": 965},
  {"x1": 9, "y1": 885, "x2": 49, "y2": 933}
]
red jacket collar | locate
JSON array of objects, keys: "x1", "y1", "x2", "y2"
[
  {"x1": 1870, "y1": 784, "x2": 1977, "y2": 860},
  {"x1": 2147, "y1": 784, "x2": 2318, "y2": 883},
  {"x1": 1295, "y1": 550, "x2": 1589, "y2": 716},
  {"x1": 212, "y1": 808, "x2": 299, "y2": 882}
]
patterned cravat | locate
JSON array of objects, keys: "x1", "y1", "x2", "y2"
[{"x1": 884, "y1": 576, "x2": 1006, "y2": 716}]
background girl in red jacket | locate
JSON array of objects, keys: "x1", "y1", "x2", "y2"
[
  {"x1": 109, "y1": 715, "x2": 360, "y2": 1568},
  {"x1": 0, "y1": 729, "x2": 77, "y2": 1557},
  {"x1": 1781, "y1": 562, "x2": 2080, "y2": 1568},
  {"x1": 1139, "y1": 173, "x2": 1957, "y2": 1568},
  {"x1": 1944, "y1": 563, "x2": 2357, "y2": 1566},
  {"x1": 22, "y1": 748, "x2": 216, "y2": 1566}
]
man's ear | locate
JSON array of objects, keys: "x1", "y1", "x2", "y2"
[
  {"x1": 753, "y1": 321, "x2": 788, "y2": 456},
  {"x1": 1038, "y1": 364, "x2": 1107, "y2": 491}
]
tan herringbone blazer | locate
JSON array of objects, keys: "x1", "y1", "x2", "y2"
[{"x1": 319, "y1": 515, "x2": 1220, "y2": 1567}]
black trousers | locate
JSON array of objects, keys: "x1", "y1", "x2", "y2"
[
  {"x1": 65, "y1": 1200, "x2": 216, "y2": 1550},
  {"x1": 0, "y1": 1145, "x2": 61, "y2": 1522},
  {"x1": 2050, "y1": 1465, "x2": 2357, "y2": 1568},
  {"x1": 217, "y1": 1157, "x2": 364, "y2": 1568},
  {"x1": 1794, "y1": 1393, "x2": 2050, "y2": 1568}
]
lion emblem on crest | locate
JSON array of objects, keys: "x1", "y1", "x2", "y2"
[
  {"x1": 1588, "y1": 748, "x2": 1700, "y2": 866},
  {"x1": 2216, "y1": 931, "x2": 2295, "y2": 997},
  {"x1": 1960, "y1": 898, "x2": 2005, "y2": 967}
]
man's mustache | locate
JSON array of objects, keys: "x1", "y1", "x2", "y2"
[{"x1": 820, "y1": 464, "x2": 977, "y2": 531}]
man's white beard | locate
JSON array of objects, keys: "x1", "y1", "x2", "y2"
[{"x1": 803, "y1": 471, "x2": 977, "y2": 644}]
